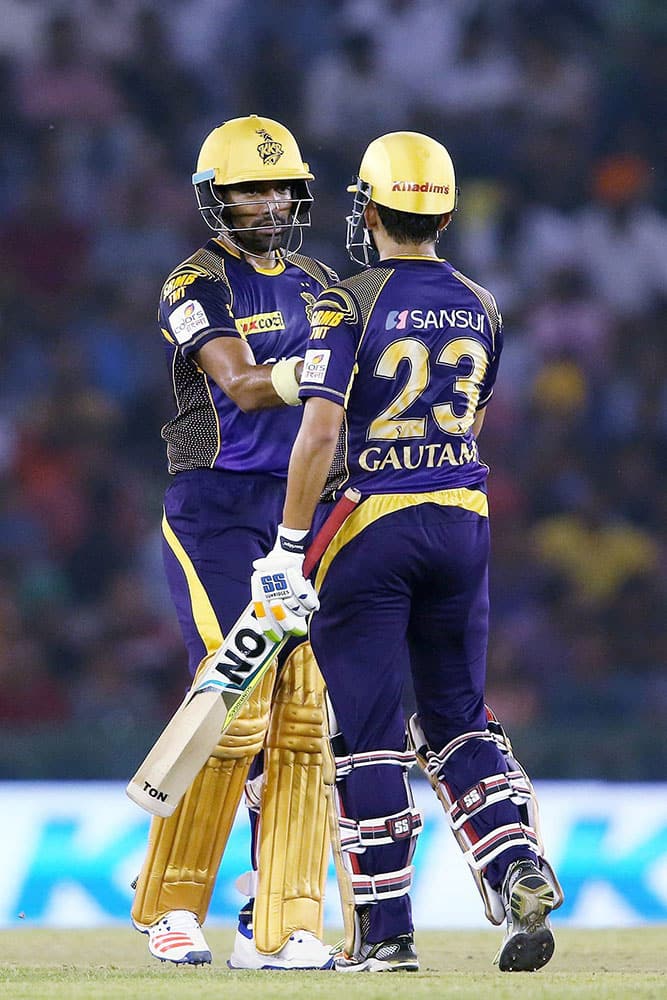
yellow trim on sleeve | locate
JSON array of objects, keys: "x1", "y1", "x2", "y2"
[
  {"x1": 314, "y1": 487, "x2": 488, "y2": 591},
  {"x1": 161, "y1": 509, "x2": 224, "y2": 653}
]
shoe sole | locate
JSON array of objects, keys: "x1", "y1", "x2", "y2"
[
  {"x1": 510, "y1": 873, "x2": 556, "y2": 923},
  {"x1": 157, "y1": 952, "x2": 212, "y2": 965},
  {"x1": 228, "y1": 960, "x2": 334, "y2": 970},
  {"x1": 498, "y1": 927, "x2": 554, "y2": 972},
  {"x1": 498, "y1": 873, "x2": 556, "y2": 972},
  {"x1": 335, "y1": 958, "x2": 420, "y2": 973}
]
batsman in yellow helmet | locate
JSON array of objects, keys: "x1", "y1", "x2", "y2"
[
  {"x1": 250, "y1": 129, "x2": 562, "y2": 973},
  {"x1": 193, "y1": 115, "x2": 315, "y2": 256},
  {"x1": 130, "y1": 116, "x2": 338, "y2": 969}
]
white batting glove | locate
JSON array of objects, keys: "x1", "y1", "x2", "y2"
[{"x1": 251, "y1": 526, "x2": 319, "y2": 642}]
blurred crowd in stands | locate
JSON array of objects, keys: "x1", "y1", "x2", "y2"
[{"x1": 0, "y1": 0, "x2": 665, "y2": 778}]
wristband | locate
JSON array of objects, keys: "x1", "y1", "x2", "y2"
[
  {"x1": 271, "y1": 356, "x2": 302, "y2": 406},
  {"x1": 276, "y1": 523, "x2": 309, "y2": 555}
]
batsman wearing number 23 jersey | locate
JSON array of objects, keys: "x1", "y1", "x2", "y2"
[
  {"x1": 251, "y1": 131, "x2": 563, "y2": 974},
  {"x1": 302, "y1": 256, "x2": 500, "y2": 497}
]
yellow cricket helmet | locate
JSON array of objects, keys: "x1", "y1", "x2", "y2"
[
  {"x1": 192, "y1": 115, "x2": 314, "y2": 254},
  {"x1": 346, "y1": 131, "x2": 457, "y2": 264},
  {"x1": 348, "y1": 131, "x2": 456, "y2": 214},
  {"x1": 193, "y1": 114, "x2": 314, "y2": 188}
]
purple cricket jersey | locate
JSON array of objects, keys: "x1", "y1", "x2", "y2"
[
  {"x1": 299, "y1": 256, "x2": 503, "y2": 496},
  {"x1": 158, "y1": 239, "x2": 337, "y2": 476}
]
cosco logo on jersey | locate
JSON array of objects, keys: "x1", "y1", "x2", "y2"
[
  {"x1": 235, "y1": 311, "x2": 286, "y2": 336},
  {"x1": 386, "y1": 309, "x2": 484, "y2": 332}
]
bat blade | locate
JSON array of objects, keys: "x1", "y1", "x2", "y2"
[
  {"x1": 126, "y1": 487, "x2": 361, "y2": 817},
  {"x1": 126, "y1": 602, "x2": 283, "y2": 816},
  {"x1": 125, "y1": 690, "x2": 227, "y2": 817}
]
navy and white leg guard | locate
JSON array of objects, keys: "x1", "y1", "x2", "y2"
[
  {"x1": 408, "y1": 709, "x2": 563, "y2": 925},
  {"x1": 323, "y1": 715, "x2": 422, "y2": 958}
]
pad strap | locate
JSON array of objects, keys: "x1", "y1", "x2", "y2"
[
  {"x1": 416, "y1": 729, "x2": 499, "y2": 781},
  {"x1": 339, "y1": 806, "x2": 423, "y2": 852},
  {"x1": 244, "y1": 773, "x2": 263, "y2": 813},
  {"x1": 335, "y1": 748, "x2": 415, "y2": 777},
  {"x1": 464, "y1": 822, "x2": 541, "y2": 870},
  {"x1": 448, "y1": 770, "x2": 532, "y2": 830},
  {"x1": 350, "y1": 865, "x2": 414, "y2": 903}
]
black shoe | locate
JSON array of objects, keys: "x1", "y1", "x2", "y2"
[
  {"x1": 335, "y1": 933, "x2": 419, "y2": 972},
  {"x1": 496, "y1": 860, "x2": 556, "y2": 972}
]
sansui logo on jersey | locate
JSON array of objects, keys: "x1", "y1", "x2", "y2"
[{"x1": 386, "y1": 309, "x2": 484, "y2": 332}]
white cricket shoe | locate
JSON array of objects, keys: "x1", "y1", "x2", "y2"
[
  {"x1": 133, "y1": 909, "x2": 212, "y2": 965},
  {"x1": 228, "y1": 923, "x2": 334, "y2": 970}
]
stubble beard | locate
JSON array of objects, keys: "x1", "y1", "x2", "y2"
[{"x1": 236, "y1": 224, "x2": 287, "y2": 256}]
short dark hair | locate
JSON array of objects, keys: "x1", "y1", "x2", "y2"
[{"x1": 375, "y1": 203, "x2": 444, "y2": 244}]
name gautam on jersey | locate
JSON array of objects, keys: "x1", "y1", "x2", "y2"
[{"x1": 359, "y1": 438, "x2": 480, "y2": 473}]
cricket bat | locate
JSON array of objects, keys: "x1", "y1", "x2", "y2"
[{"x1": 126, "y1": 487, "x2": 360, "y2": 817}]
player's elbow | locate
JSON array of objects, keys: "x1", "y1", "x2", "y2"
[
  {"x1": 304, "y1": 425, "x2": 340, "y2": 454},
  {"x1": 230, "y1": 391, "x2": 258, "y2": 413},
  {"x1": 220, "y1": 377, "x2": 260, "y2": 412},
  {"x1": 300, "y1": 399, "x2": 343, "y2": 453}
]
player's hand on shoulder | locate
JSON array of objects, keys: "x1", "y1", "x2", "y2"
[{"x1": 251, "y1": 526, "x2": 319, "y2": 642}]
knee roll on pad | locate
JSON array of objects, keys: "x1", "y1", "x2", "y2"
[
  {"x1": 131, "y1": 662, "x2": 276, "y2": 927},
  {"x1": 408, "y1": 709, "x2": 563, "y2": 925},
  {"x1": 253, "y1": 642, "x2": 330, "y2": 954}
]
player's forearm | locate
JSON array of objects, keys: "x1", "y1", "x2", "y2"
[
  {"x1": 220, "y1": 363, "x2": 296, "y2": 411},
  {"x1": 282, "y1": 398, "x2": 342, "y2": 530},
  {"x1": 283, "y1": 431, "x2": 337, "y2": 532},
  {"x1": 196, "y1": 340, "x2": 301, "y2": 412}
]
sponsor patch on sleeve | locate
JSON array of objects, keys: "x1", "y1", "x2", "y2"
[
  {"x1": 168, "y1": 299, "x2": 210, "y2": 345},
  {"x1": 303, "y1": 349, "x2": 331, "y2": 384}
]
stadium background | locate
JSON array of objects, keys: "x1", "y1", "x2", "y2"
[{"x1": 0, "y1": 0, "x2": 665, "y2": 929}]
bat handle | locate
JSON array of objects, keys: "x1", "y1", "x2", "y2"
[{"x1": 303, "y1": 487, "x2": 361, "y2": 577}]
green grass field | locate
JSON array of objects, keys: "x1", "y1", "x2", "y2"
[{"x1": 1, "y1": 926, "x2": 665, "y2": 999}]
